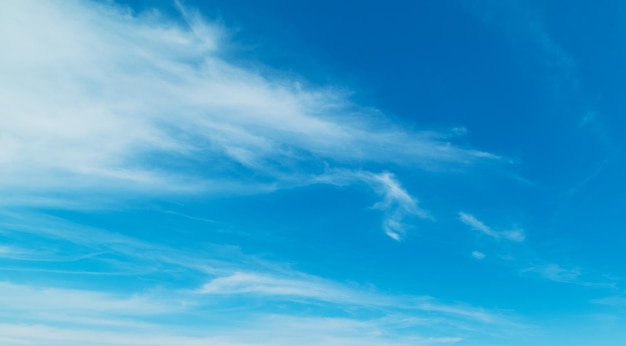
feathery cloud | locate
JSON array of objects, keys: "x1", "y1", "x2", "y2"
[
  {"x1": 316, "y1": 170, "x2": 429, "y2": 240},
  {"x1": 0, "y1": 208, "x2": 524, "y2": 345},
  {"x1": 0, "y1": 0, "x2": 495, "y2": 209},
  {"x1": 459, "y1": 212, "x2": 525, "y2": 242},
  {"x1": 522, "y1": 264, "x2": 581, "y2": 283}
]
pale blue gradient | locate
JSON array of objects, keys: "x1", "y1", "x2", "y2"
[{"x1": 1, "y1": 0, "x2": 625, "y2": 345}]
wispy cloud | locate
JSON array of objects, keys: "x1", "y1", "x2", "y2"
[
  {"x1": 0, "y1": 247, "x2": 519, "y2": 345},
  {"x1": 317, "y1": 170, "x2": 429, "y2": 240},
  {"x1": 0, "y1": 245, "x2": 34, "y2": 259},
  {"x1": 195, "y1": 271, "x2": 516, "y2": 327},
  {"x1": 0, "y1": 210, "x2": 522, "y2": 343},
  {"x1": 0, "y1": 0, "x2": 495, "y2": 210},
  {"x1": 459, "y1": 212, "x2": 525, "y2": 242},
  {"x1": 458, "y1": 215, "x2": 617, "y2": 289},
  {"x1": 522, "y1": 263, "x2": 581, "y2": 283},
  {"x1": 0, "y1": 282, "x2": 178, "y2": 318},
  {"x1": 0, "y1": 273, "x2": 513, "y2": 344},
  {"x1": 522, "y1": 262, "x2": 616, "y2": 288},
  {"x1": 591, "y1": 296, "x2": 626, "y2": 307},
  {"x1": 198, "y1": 271, "x2": 356, "y2": 302},
  {"x1": 0, "y1": 1, "x2": 523, "y2": 344},
  {"x1": 472, "y1": 251, "x2": 486, "y2": 260},
  {"x1": 0, "y1": 318, "x2": 464, "y2": 346},
  {"x1": 0, "y1": 272, "x2": 512, "y2": 344},
  {"x1": 370, "y1": 172, "x2": 430, "y2": 240}
]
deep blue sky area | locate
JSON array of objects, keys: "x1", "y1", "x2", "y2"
[{"x1": 2, "y1": 0, "x2": 626, "y2": 345}]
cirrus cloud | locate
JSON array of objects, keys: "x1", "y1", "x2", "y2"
[{"x1": 0, "y1": 0, "x2": 496, "y2": 211}]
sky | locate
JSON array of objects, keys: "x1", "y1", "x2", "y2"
[{"x1": 1, "y1": 0, "x2": 626, "y2": 345}]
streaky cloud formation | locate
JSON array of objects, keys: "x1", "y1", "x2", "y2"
[
  {"x1": 0, "y1": 0, "x2": 494, "y2": 213},
  {"x1": 0, "y1": 320, "x2": 465, "y2": 346},
  {"x1": 0, "y1": 211, "x2": 521, "y2": 346},
  {"x1": 197, "y1": 270, "x2": 504, "y2": 325}
]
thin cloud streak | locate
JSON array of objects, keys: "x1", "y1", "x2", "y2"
[
  {"x1": 591, "y1": 296, "x2": 626, "y2": 307},
  {"x1": 196, "y1": 271, "x2": 516, "y2": 327},
  {"x1": 0, "y1": 320, "x2": 463, "y2": 346},
  {"x1": 0, "y1": 282, "x2": 178, "y2": 317},
  {"x1": 0, "y1": 211, "x2": 520, "y2": 334},
  {"x1": 0, "y1": 271, "x2": 518, "y2": 345},
  {"x1": 0, "y1": 274, "x2": 515, "y2": 345},
  {"x1": 459, "y1": 212, "x2": 525, "y2": 242},
  {"x1": 522, "y1": 264, "x2": 581, "y2": 283},
  {"x1": 198, "y1": 271, "x2": 357, "y2": 302}
]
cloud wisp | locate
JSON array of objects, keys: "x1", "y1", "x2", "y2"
[
  {"x1": 472, "y1": 251, "x2": 486, "y2": 260},
  {"x1": 459, "y1": 212, "x2": 525, "y2": 242},
  {"x1": 315, "y1": 170, "x2": 429, "y2": 240},
  {"x1": 521, "y1": 263, "x2": 581, "y2": 284},
  {"x1": 0, "y1": 318, "x2": 464, "y2": 346},
  {"x1": 0, "y1": 273, "x2": 514, "y2": 345}
]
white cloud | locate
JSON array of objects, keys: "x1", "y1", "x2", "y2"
[
  {"x1": 0, "y1": 281, "x2": 189, "y2": 341},
  {"x1": 0, "y1": 273, "x2": 518, "y2": 345},
  {"x1": 371, "y1": 172, "x2": 429, "y2": 240},
  {"x1": 458, "y1": 212, "x2": 525, "y2": 242},
  {"x1": 0, "y1": 0, "x2": 496, "y2": 209},
  {"x1": 0, "y1": 209, "x2": 524, "y2": 345},
  {"x1": 0, "y1": 245, "x2": 33, "y2": 259},
  {"x1": 197, "y1": 271, "x2": 400, "y2": 309},
  {"x1": 198, "y1": 271, "x2": 355, "y2": 302},
  {"x1": 316, "y1": 170, "x2": 429, "y2": 240},
  {"x1": 471, "y1": 251, "x2": 486, "y2": 260},
  {"x1": 0, "y1": 319, "x2": 464, "y2": 346},
  {"x1": 417, "y1": 302, "x2": 495, "y2": 324},
  {"x1": 523, "y1": 264, "x2": 580, "y2": 283},
  {"x1": 0, "y1": 210, "x2": 508, "y2": 327},
  {"x1": 0, "y1": 1, "x2": 522, "y2": 344},
  {"x1": 196, "y1": 271, "x2": 512, "y2": 327},
  {"x1": 591, "y1": 296, "x2": 626, "y2": 307},
  {"x1": 517, "y1": 262, "x2": 614, "y2": 288}
]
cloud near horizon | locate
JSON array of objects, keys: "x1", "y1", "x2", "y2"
[{"x1": 0, "y1": 213, "x2": 519, "y2": 345}]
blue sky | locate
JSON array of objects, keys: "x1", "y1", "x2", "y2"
[{"x1": 1, "y1": 0, "x2": 626, "y2": 344}]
